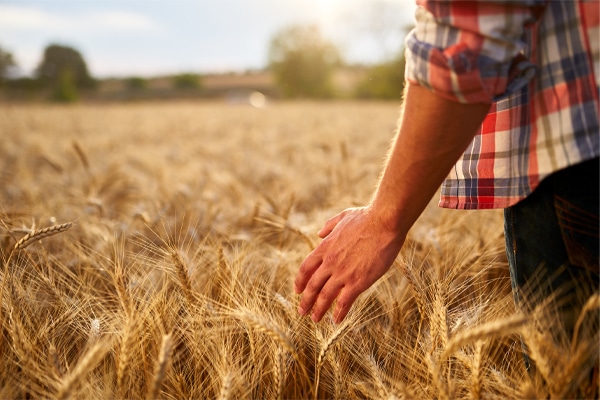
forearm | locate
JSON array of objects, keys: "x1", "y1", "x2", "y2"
[{"x1": 369, "y1": 83, "x2": 491, "y2": 236}]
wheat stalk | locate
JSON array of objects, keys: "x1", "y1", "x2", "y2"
[
  {"x1": 147, "y1": 333, "x2": 174, "y2": 400},
  {"x1": 14, "y1": 222, "x2": 73, "y2": 250},
  {"x1": 427, "y1": 353, "x2": 450, "y2": 400}
]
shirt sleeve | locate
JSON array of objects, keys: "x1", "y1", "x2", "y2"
[{"x1": 405, "y1": 0, "x2": 546, "y2": 104}]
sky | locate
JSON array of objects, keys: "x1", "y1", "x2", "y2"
[{"x1": 0, "y1": 0, "x2": 418, "y2": 78}]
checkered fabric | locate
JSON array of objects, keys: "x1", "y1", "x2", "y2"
[{"x1": 405, "y1": 0, "x2": 599, "y2": 209}]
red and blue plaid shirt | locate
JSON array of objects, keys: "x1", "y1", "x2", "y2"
[{"x1": 405, "y1": 0, "x2": 599, "y2": 209}]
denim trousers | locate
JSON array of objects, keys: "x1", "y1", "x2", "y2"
[{"x1": 504, "y1": 157, "x2": 599, "y2": 342}]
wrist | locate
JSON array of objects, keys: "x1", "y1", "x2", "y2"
[{"x1": 366, "y1": 198, "x2": 410, "y2": 241}]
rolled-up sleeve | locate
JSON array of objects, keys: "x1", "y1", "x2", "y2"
[{"x1": 405, "y1": 1, "x2": 546, "y2": 104}]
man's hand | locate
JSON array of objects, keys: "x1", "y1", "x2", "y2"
[
  {"x1": 293, "y1": 84, "x2": 491, "y2": 324},
  {"x1": 294, "y1": 206, "x2": 405, "y2": 323}
]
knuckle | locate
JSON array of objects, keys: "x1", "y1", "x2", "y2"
[
  {"x1": 305, "y1": 279, "x2": 321, "y2": 293},
  {"x1": 318, "y1": 288, "x2": 334, "y2": 303},
  {"x1": 322, "y1": 253, "x2": 338, "y2": 266},
  {"x1": 336, "y1": 297, "x2": 350, "y2": 312}
]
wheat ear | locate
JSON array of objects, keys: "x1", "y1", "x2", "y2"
[
  {"x1": 72, "y1": 140, "x2": 90, "y2": 170},
  {"x1": 441, "y1": 313, "x2": 526, "y2": 360},
  {"x1": 146, "y1": 333, "x2": 174, "y2": 400},
  {"x1": 218, "y1": 371, "x2": 233, "y2": 400},
  {"x1": 274, "y1": 346, "x2": 285, "y2": 400},
  {"x1": 55, "y1": 338, "x2": 112, "y2": 400},
  {"x1": 366, "y1": 356, "x2": 389, "y2": 399},
  {"x1": 316, "y1": 318, "x2": 351, "y2": 371},
  {"x1": 571, "y1": 293, "x2": 600, "y2": 354},
  {"x1": 470, "y1": 340, "x2": 483, "y2": 399},
  {"x1": 117, "y1": 317, "x2": 136, "y2": 399},
  {"x1": 232, "y1": 309, "x2": 296, "y2": 357},
  {"x1": 14, "y1": 222, "x2": 73, "y2": 250},
  {"x1": 170, "y1": 249, "x2": 195, "y2": 306},
  {"x1": 315, "y1": 318, "x2": 352, "y2": 397}
]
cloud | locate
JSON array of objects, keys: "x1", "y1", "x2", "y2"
[{"x1": 0, "y1": 5, "x2": 160, "y2": 33}]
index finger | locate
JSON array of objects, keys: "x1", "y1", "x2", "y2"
[{"x1": 294, "y1": 251, "x2": 322, "y2": 294}]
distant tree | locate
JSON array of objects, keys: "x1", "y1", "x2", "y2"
[
  {"x1": 125, "y1": 76, "x2": 148, "y2": 91},
  {"x1": 36, "y1": 44, "x2": 96, "y2": 90},
  {"x1": 268, "y1": 25, "x2": 341, "y2": 98},
  {"x1": 52, "y1": 69, "x2": 79, "y2": 102},
  {"x1": 0, "y1": 46, "x2": 17, "y2": 85},
  {"x1": 354, "y1": 54, "x2": 405, "y2": 100},
  {"x1": 173, "y1": 73, "x2": 201, "y2": 90}
]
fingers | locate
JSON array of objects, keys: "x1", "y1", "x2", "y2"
[
  {"x1": 317, "y1": 210, "x2": 348, "y2": 238},
  {"x1": 309, "y1": 280, "x2": 344, "y2": 322},
  {"x1": 333, "y1": 288, "x2": 360, "y2": 324},
  {"x1": 294, "y1": 252, "x2": 321, "y2": 294},
  {"x1": 296, "y1": 268, "x2": 332, "y2": 318}
]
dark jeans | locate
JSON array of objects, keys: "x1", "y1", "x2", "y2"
[{"x1": 504, "y1": 157, "x2": 599, "y2": 366}]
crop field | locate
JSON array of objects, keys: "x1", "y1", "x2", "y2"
[{"x1": 0, "y1": 100, "x2": 597, "y2": 399}]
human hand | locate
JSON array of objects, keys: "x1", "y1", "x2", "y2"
[{"x1": 294, "y1": 206, "x2": 405, "y2": 323}]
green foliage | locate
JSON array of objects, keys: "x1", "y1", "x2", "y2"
[
  {"x1": 355, "y1": 55, "x2": 406, "y2": 100},
  {"x1": 125, "y1": 76, "x2": 148, "y2": 91},
  {"x1": 0, "y1": 45, "x2": 16, "y2": 85},
  {"x1": 268, "y1": 25, "x2": 341, "y2": 98},
  {"x1": 36, "y1": 44, "x2": 96, "y2": 90},
  {"x1": 51, "y1": 69, "x2": 79, "y2": 102},
  {"x1": 5, "y1": 77, "x2": 43, "y2": 91},
  {"x1": 173, "y1": 73, "x2": 201, "y2": 90}
]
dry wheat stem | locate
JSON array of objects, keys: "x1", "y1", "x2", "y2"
[
  {"x1": 13, "y1": 222, "x2": 73, "y2": 250},
  {"x1": 427, "y1": 353, "x2": 450, "y2": 400},
  {"x1": 147, "y1": 333, "x2": 174, "y2": 400}
]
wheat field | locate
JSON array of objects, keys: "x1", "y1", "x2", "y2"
[{"x1": 0, "y1": 101, "x2": 597, "y2": 399}]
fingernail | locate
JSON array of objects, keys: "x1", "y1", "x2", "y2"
[
  {"x1": 297, "y1": 306, "x2": 305, "y2": 315},
  {"x1": 311, "y1": 313, "x2": 317, "y2": 322}
]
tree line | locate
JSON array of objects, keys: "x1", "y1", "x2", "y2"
[{"x1": 0, "y1": 24, "x2": 407, "y2": 102}]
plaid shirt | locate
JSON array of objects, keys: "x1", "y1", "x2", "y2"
[{"x1": 405, "y1": 0, "x2": 600, "y2": 209}]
